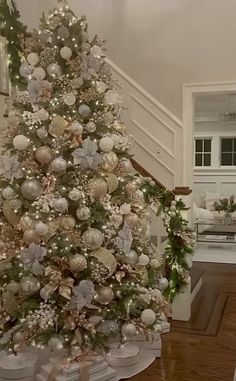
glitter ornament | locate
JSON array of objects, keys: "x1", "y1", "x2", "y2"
[
  {"x1": 102, "y1": 152, "x2": 118, "y2": 171},
  {"x1": 96, "y1": 286, "x2": 114, "y2": 305},
  {"x1": 89, "y1": 178, "x2": 108, "y2": 200},
  {"x1": 60, "y1": 46, "x2": 72, "y2": 60},
  {"x1": 99, "y1": 136, "x2": 114, "y2": 152},
  {"x1": 23, "y1": 229, "x2": 39, "y2": 244},
  {"x1": 72, "y1": 77, "x2": 83, "y2": 89},
  {"x1": 69, "y1": 189, "x2": 82, "y2": 201},
  {"x1": 13, "y1": 135, "x2": 30, "y2": 151},
  {"x1": 121, "y1": 323, "x2": 137, "y2": 338},
  {"x1": 78, "y1": 104, "x2": 91, "y2": 118},
  {"x1": 69, "y1": 254, "x2": 87, "y2": 272},
  {"x1": 19, "y1": 62, "x2": 32, "y2": 78},
  {"x1": 27, "y1": 52, "x2": 39, "y2": 66},
  {"x1": 158, "y1": 277, "x2": 169, "y2": 291},
  {"x1": 86, "y1": 121, "x2": 96, "y2": 133},
  {"x1": 49, "y1": 115, "x2": 67, "y2": 137},
  {"x1": 52, "y1": 198, "x2": 68, "y2": 212},
  {"x1": 76, "y1": 206, "x2": 91, "y2": 220},
  {"x1": 70, "y1": 121, "x2": 83, "y2": 134},
  {"x1": 58, "y1": 25, "x2": 70, "y2": 39},
  {"x1": 35, "y1": 222, "x2": 49, "y2": 236},
  {"x1": 123, "y1": 250, "x2": 138, "y2": 266},
  {"x1": 47, "y1": 63, "x2": 62, "y2": 76},
  {"x1": 20, "y1": 276, "x2": 41, "y2": 296},
  {"x1": 35, "y1": 146, "x2": 53, "y2": 164},
  {"x1": 141, "y1": 309, "x2": 156, "y2": 326},
  {"x1": 6, "y1": 281, "x2": 20, "y2": 294},
  {"x1": 138, "y1": 254, "x2": 150, "y2": 266},
  {"x1": 48, "y1": 336, "x2": 64, "y2": 350},
  {"x1": 125, "y1": 213, "x2": 140, "y2": 228},
  {"x1": 63, "y1": 92, "x2": 76, "y2": 106},
  {"x1": 51, "y1": 157, "x2": 67, "y2": 173},
  {"x1": 82, "y1": 228, "x2": 104, "y2": 250},
  {"x1": 2, "y1": 186, "x2": 15, "y2": 200},
  {"x1": 21, "y1": 180, "x2": 42, "y2": 201},
  {"x1": 36, "y1": 127, "x2": 48, "y2": 139},
  {"x1": 33, "y1": 67, "x2": 46, "y2": 80},
  {"x1": 35, "y1": 108, "x2": 49, "y2": 121}
]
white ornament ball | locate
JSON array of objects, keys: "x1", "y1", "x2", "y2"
[
  {"x1": 124, "y1": 250, "x2": 138, "y2": 266},
  {"x1": 86, "y1": 121, "x2": 96, "y2": 133},
  {"x1": 96, "y1": 286, "x2": 114, "y2": 305},
  {"x1": 71, "y1": 121, "x2": 83, "y2": 134},
  {"x1": 120, "y1": 203, "x2": 131, "y2": 215},
  {"x1": 69, "y1": 189, "x2": 82, "y2": 201},
  {"x1": 33, "y1": 67, "x2": 46, "y2": 80},
  {"x1": 48, "y1": 336, "x2": 64, "y2": 350},
  {"x1": 2, "y1": 186, "x2": 15, "y2": 200},
  {"x1": 23, "y1": 229, "x2": 39, "y2": 244},
  {"x1": 37, "y1": 127, "x2": 48, "y2": 139},
  {"x1": 53, "y1": 198, "x2": 68, "y2": 212},
  {"x1": 60, "y1": 46, "x2": 72, "y2": 60},
  {"x1": 89, "y1": 178, "x2": 108, "y2": 200},
  {"x1": 125, "y1": 213, "x2": 140, "y2": 228},
  {"x1": 138, "y1": 254, "x2": 150, "y2": 266},
  {"x1": 21, "y1": 180, "x2": 42, "y2": 201},
  {"x1": 99, "y1": 136, "x2": 114, "y2": 152},
  {"x1": 27, "y1": 53, "x2": 39, "y2": 66},
  {"x1": 35, "y1": 222, "x2": 49, "y2": 236},
  {"x1": 82, "y1": 228, "x2": 104, "y2": 250},
  {"x1": 47, "y1": 63, "x2": 62, "y2": 76},
  {"x1": 35, "y1": 108, "x2": 49, "y2": 121},
  {"x1": 69, "y1": 254, "x2": 87, "y2": 272},
  {"x1": 76, "y1": 206, "x2": 91, "y2": 220},
  {"x1": 72, "y1": 77, "x2": 83, "y2": 89},
  {"x1": 19, "y1": 62, "x2": 32, "y2": 78},
  {"x1": 105, "y1": 89, "x2": 120, "y2": 106},
  {"x1": 78, "y1": 104, "x2": 91, "y2": 118},
  {"x1": 63, "y1": 92, "x2": 76, "y2": 106},
  {"x1": 13, "y1": 135, "x2": 30, "y2": 151},
  {"x1": 141, "y1": 309, "x2": 156, "y2": 326},
  {"x1": 20, "y1": 276, "x2": 41, "y2": 296},
  {"x1": 158, "y1": 277, "x2": 169, "y2": 291},
  {"x1": 90, "y1": 45, "x2": 102, "y2": 58},
  {"x1": 35, "y1": 146, "x2": 53, "y2": 164},
  {"x1": 150, "y1": 259, "x2": 161, "y2": 269},
  {"x1": 121, "y1": 323, "x2": 137, "y2": 338},
  {"x1": 51, "y1": 157, "x2": 67, "y2": 173}
]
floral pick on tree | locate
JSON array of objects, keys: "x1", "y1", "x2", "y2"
[{"x1": 0, "y1": 1, "x2": 169, "y2": 354}]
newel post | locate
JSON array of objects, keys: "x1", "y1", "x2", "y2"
[{"x1": 171, "y1": 186, "x2": 193, "y2": 321}]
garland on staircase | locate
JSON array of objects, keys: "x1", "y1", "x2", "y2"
[{"x1": 0, "y1": 1, "x2": 195, "y2": 304}]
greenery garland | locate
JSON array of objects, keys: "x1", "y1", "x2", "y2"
[{"x1": 0, "y1": 0, "x2": 26, "y2": 86}]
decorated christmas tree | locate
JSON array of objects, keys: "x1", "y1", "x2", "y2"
[{"x1": 0, "y1": 0, "x2": 171, "y2": 355}]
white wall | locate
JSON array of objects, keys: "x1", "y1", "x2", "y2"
[{"x1": 16, "y1": 0, "x2": 236, "y2": 120}]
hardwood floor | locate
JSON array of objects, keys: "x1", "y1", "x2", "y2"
[{"x1": 132, "y1": 262, "x2": 236, "y2": 381}]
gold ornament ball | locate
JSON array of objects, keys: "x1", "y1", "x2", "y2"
[
  {"x1": 23, "y1": 229, "x2": 39, "y2": 244},
  {"x1": 20, "y1": 276, "x2": 41, "y2": 296},
  {"x1": 69, "y1": 254, "x2": 87, "y2": 273},
  {"x1": 96, "y1": 286, "x2": 114, "y2": 305},
  {"x1": 125, "y1": 213, "x2": 140, "y2": 228},
  {"x1": 35, "y1": 146, "x2": 54, "y2": 164},
  {"x1": 89, "y1": 178, "x2": 108, "y2": 200}
]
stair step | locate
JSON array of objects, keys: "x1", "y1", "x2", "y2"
[{"x1": 190, "y1": 266, "x2": 204, "y2": 292}]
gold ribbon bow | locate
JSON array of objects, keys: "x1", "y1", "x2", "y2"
[{"x1": 48, "y1": 350, "x2": 98, "y2": 381}]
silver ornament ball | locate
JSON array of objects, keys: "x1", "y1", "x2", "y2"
[
  {"x1": 35, "y1": 146, "x2": 53, "y2": 164},
  {"x1": 86, "y1": 121, "x2": 96, "y2": 133},
  {"x1": 53, "y1": 198, "x2": 68, "y2": 212},
  {"x1": 60, "y1": 46, "x2": 72, "y2": 60},
  {"x1": 51, "y1": 157, "x2": 67, "y2": 173},
  {"x1": 47, "y1": 63, "x2": 62, "y2": 76},
  {"x1": 13, "y1": 135, "x2": 30, "y2": 151},
  {"x1": 96, "y1": 286, "x2": 114, "y2": 305},
  {"x1": 27, "y1": 52, "x2": 39, "y2": 66},
  {"x1": 76, "y1": 206, "x2": 91, "y2": 220},
  {"x1": 2, "y1": 186, "x2": 15, "y2": 200},
  {"x1": 124, "y1": 250, "x2": 138, "y2": 266},
  {"x1": 21, "y1": 179, "x2": 42, "y2": 201},
  {"x1": 78, "y1": 104, "x2": 91, "y2": 118}
]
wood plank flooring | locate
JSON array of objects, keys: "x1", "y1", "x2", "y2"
[{"x1": 131, "y1": 262, "x2": 236, "y2": 381}]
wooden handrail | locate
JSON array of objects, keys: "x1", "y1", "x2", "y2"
[{"x1": 131, "y1": 158, "x2": 166, "y2": 190}]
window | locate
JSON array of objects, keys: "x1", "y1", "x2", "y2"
[
  {"x1": 221, "y1": 138, "x2": 236, "y2": 166},
  {"x1": 195, "y1": 138, "x2": 211, "y2": 166}
]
